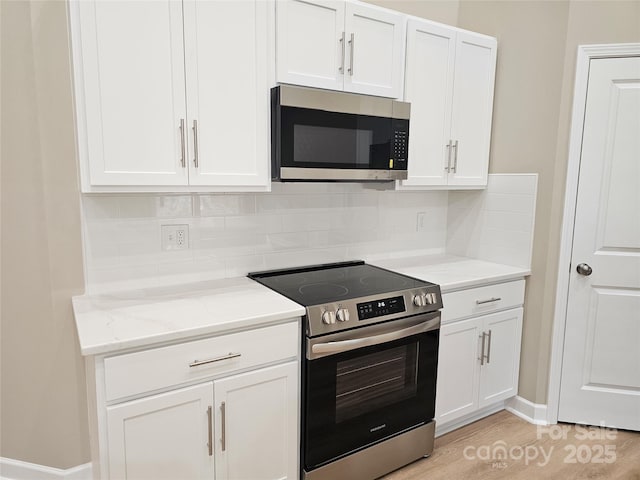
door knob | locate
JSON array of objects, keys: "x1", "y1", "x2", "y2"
[{"x1": 576, "y1": 263, "x2": 593, "y2": 276}]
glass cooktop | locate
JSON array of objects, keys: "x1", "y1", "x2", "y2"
[{"x1": 248, "y1": 260, "x2": 434, "y2": 306}]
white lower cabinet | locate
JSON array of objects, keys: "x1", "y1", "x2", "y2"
[
  {"x1": 435, "y1": 280, "x2": 524, "y2": 429},
  {"x1": 214, "y1": 363, "x2": 298, "y2": 480},
  {"x1": 106, "y1": 362, "x2": 297, "y2": 480},
  {"x1": 107, "y1": 383, "x2": 214, "y2": 480},
  {"x1": 91, "y1": 321, "x2": 300, "y2": 480}
]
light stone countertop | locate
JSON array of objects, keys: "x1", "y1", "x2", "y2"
[
  {"x1": 371, "y1": 254, "x2": 530, "y2": 292},
  {"x1": 73, "y1": 255, "x2": 529, "y2": 357},
  {"x1": 72, "y1": 276, "x2": 306, "y2": 356}
]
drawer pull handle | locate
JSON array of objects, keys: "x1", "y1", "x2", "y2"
[
  {"x1": 476, "y1": 297, "x2": 502, "y2": 305},
  {"x1": 189, "y1": 352, "x2": 241, "y2": 368}
]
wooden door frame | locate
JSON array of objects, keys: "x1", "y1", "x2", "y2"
[{"x1": 546, "y1": 43, "x2": 640, "y2": 425}]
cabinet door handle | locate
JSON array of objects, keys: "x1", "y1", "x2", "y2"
[
  {"x1": 476, "y1": 297, "x2": 502, "y2": 305},
  {"x1": 479, "y1": 332, "x2": 486, "y2": 366},
  {"x1": 486, "y1": 329, "x2": 492, "y2": 364},
  {"x1": 207, "y1": 406, "x2": 213, "y2": 456},
  {"x1": 451, "y1": 140, "x2": 459, "y2": 173},
  {"x1": 339, "y1": 31, "x2": 346, "y2": 73},
  {"x1": 348, "y1": 33, "x2": 354, "y2": 76},
  {"x1": 445, "y1": 141, "x2": 452, "y2": 172},
  {"x1": 179, "y1": 119, "x2": 186, "y2": 168},
  {"x1": 192, "y1": 119, "x2": 199, "y2": 168},
  {"x1": 220, "y1": 401, "x2": 227, "y2": 452},
  {"x1": 189, "y1": 352, "x2": 241, "y2": 368}
]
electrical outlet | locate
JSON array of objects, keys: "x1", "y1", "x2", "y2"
[
  {"x1": 416, "y1": 212, "x2": 427, "y2": 232},
  {"x1": 161, "y1": 224, "x2": 189, "y2": 251}
]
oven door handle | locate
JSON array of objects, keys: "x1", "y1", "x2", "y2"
[{"x1": 311, "y1": 318, "x2": 438, "y2": 357}]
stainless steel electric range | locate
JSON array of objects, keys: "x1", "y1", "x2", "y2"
[{"x1": 249, "y1": 260, "x2": 442, "y2": 480}]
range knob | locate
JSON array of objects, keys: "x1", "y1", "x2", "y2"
[
  {"x1": 322, "y1": 310, "x2": 336, "y2": 325},
  {"x1": 413, "y1": 294, "x2": 426, "y2": 307},
  {"x1": 425, "y1": 292, "x2": 437, "y2": 305},
  {"x1": 336, "y1": 308, "x2": 350, "y2": 322}
]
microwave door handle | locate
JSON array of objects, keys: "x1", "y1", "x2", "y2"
[{"x1": 311, "y1": 318, "x2": 437, "y2": 357}]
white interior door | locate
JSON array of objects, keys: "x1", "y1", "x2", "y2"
[{"x1": 559, "y1": 56, "x2": 640, "y2": 431}]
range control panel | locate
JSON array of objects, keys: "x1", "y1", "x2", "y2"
[{"x1": 357, "y1": 296, "x2": 406, "y2": 320}]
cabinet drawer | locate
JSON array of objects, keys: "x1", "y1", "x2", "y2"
[
  {"x1": 441, "y1": 280, "x2": 524, "y2": 324},
  {"x1": 104, "y1": 321, "x2": 298, "y2": 401}
]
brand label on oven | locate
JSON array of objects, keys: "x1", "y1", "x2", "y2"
[{"x1": 370, "y1": 424, "x2": 387, "y2": 433}]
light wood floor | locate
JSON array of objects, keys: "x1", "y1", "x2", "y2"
[{"x1": 382, "y1": 411, "x2": 640, "y2": 480}]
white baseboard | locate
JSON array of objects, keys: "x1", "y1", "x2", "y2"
[
  {"x1": 505, "y1": 395, "x2": 549, "y2": 425},
  {"x1": 0, "y1": 458, "x2": 92, "y2": 480},
  {"x1": 435, "y1": 402, "x2": 506, "y2": 437}
]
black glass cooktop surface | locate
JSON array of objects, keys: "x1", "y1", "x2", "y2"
[{"x1": 248, "y1": 260, "x2": 434, "y2": 306}]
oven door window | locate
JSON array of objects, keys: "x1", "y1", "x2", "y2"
[
  {"x1": 280, "y1": 106, "x2": 393, "y2": 170},
  {"x1": 304, "y1": 329, "x2": 438, "y2": 470}
]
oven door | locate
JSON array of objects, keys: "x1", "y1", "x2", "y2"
[{"x1": 303, "y1": 312, "x2": 440, "y2": 472}]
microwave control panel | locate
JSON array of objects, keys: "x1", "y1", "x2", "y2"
[{"x1": 392, "y1": 119, "x2": 409, "y2": 167}]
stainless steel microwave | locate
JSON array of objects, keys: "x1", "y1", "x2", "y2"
[{"x1": 271, "y1": 85, "x2": 410, "y2": 182}]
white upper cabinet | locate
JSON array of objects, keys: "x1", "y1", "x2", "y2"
[
  {"x1": 183, "y1": 0, "x2": 269, "y2": 188},
  {"x1": 398, "y1": 19, "x2": 496, "y2": 189},
  {"x1": 74, "y1": 0, "x2": 188, "y2": 187},
  {"x1": 71, "y1": 0, "x2": 271, "y2": 192},
  {"x1": 448, "y1": 31, "x2": 497, "y2": 187},
  {"x1": 276, "y1": 0, "x2": 404, "y2": 98},
  {"x1": 276, "y1": 0, "x2": 346, "y2": 91}
]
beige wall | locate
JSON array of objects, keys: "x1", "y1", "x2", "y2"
[
  {"x1": 0, "y1": 0, "x2": 89, "y2": 469},
  {"x1": 366, "y1": 0, "x2": 459, "y2": 25}
]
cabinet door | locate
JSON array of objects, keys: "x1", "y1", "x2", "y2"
[
  {"x1": 183, "y1": 0, "x2": 269, "y2": 188},
  {"x1": 435, "y1": 318, "x2": 482, "y2": 424},
  {"x1": 448, "y1": 31, "x2": 497, "y2": 187},
  {"x1": 107, "y1": 383, "x2": 214, "y2": 480},
  {"x1": 478, "y1": 308, "x2": 523, "y2": 407},
  {"x1": 73, "y1": 0, "x2": 188, "y2": 186},
  {"x1": 276, "y1": 0, "x2": 345, "y2": 91},
  {"x1": 398, "y1": 19, "x2": 455, "y2": 189},
  {"x1": 343, "y1": 2, "x2": 404, "y2": 98},
  {"x1": 214, "y1": 362, "x2": 298, "y2": 480}
]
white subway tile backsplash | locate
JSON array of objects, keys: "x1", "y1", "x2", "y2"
[
  {"x1": 83, "y1": 196, "x2": 120, "y2": 220},
  {"x1": 118, "y1": 196, "x2": 157, "y2": 218},
  {"x1": 155, "y1": 195, "x2": 193, "y2": 218},
  {"x1": 487, "y1": 174, "x2": 537, "y2": 195},
  {"x1": 82, "y1": 177, "x2": 536, "y2": 291},
  {"x1": 484, "y1": 193, "x2": 536, "y2": 214},
  {"x1": 224, "y1": 255, "x2": 266, "y2": 278},
  {"x1": 199, "y1": 194, "x2": 256, "y2": 216},
  {"x1": 256, "y1": 193, "x2": 345, "y2": 213},
  {"x1": 261, "y1": 232, "x2": 309, "y2": 252},
  {"x1": 281, "y1": 212, "x2": 334, "y2": 232},
  {"x1": 446, "y1": 174, "x2": 538, "y2": 269},
  {"x1": 225, "y1": 215, "x2": 282, "y2": 234}
]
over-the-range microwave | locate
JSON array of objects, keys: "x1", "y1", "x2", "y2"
[{"x1": 271, "y1": 85, "x2": 410, "y2": 182}]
